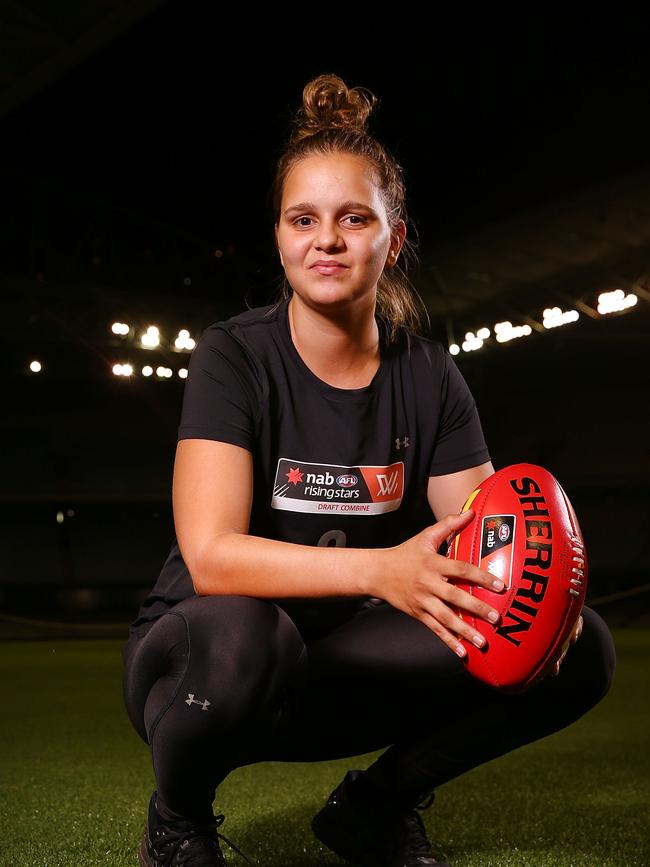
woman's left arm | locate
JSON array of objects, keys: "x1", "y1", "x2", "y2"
[{"x1": 426, "y1": 460, "x2": 495, "y2": 522}]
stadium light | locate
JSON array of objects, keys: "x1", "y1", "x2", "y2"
[
  {"x1": 112, "y1": 363, "x2": 134, "y2": 376},
  {"x1": 462, "y1": 332, "x2": 484, "y2": 352},
  {"x1": 174, "y1": 329, "x2": 196, "y2": 351},
  {"x1": 542, "y1": 307, "x2": 580, "y2": 329},
  {"x1": 494, "y1": 321, "x2": 533, "y2": 343},
  {"x1": 597, "y1": 289, "x2": 638, "y2": 315},
  {"x1": 140, "y1": 326, "x2": 160, "y2": 348}
]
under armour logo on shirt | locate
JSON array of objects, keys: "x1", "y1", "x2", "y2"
[
  {"x1": 185, "y1": 693, "x2": 210, "y2": 710},
  {"x1": 395, "y1": 436, "x2": 410, "y2": 450}
]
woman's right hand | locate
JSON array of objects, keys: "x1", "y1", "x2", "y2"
[{"x1": 376, "y1": 509, "x2": 507, "y2": 658}]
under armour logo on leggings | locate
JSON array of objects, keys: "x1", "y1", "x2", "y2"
[{"x1": 185, "y1": 693, "x2": 210, "y2": 710}]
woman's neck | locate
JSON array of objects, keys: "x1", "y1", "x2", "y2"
[{"x1": 288, "y1": 295, "x2": 381, "y2": 389}]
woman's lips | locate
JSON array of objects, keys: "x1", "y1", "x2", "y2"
[{"x1": 311, "y1": 264, "x2": 348, "y2": 275}]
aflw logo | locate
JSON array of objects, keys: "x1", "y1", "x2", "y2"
[{"x1": 376, "y1": 470, "x2": 399, "y2": 496}]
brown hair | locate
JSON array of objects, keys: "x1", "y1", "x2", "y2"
[{"x1": 269, "y1": 73, "x2": 430, "y2": 344}]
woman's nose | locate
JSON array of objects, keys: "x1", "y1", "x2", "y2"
[{"x1": 314, "y1": 219, "x2": 343, "y2": 250}]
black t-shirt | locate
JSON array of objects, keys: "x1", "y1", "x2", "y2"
[{"x1": 127, "y1": 297, "x2": 491, "y2": 638}]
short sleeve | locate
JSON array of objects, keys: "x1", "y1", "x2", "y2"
[
  {"x1": 176, "y1": 325, "x2": 262, "y2": 452},
  {"x1": 429, "y1": 349, "x2": 491, "y2": 476}
]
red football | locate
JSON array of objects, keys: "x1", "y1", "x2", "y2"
[{"x1": 445, "y1": 463, "x2": 587, "y2": 693}]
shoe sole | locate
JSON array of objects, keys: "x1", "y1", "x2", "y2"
[{"x1": 137, "y1": 834, "x2": 153, "y2": 867}]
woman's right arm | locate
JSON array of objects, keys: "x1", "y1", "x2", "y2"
[
  {"x1": 173, "y1": 438, "x2": 503, "y2": 656},
  {"x1": 172, "y1": 438, "x2": 382, "y2": 599}
]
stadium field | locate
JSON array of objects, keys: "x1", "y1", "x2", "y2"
[{"x1": 0, "y1": 629, "x2": 648, "y2": 867}]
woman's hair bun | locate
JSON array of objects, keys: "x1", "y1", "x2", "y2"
[{"x1": 290, "y1": 72, "x2": 378, "y2": 143}]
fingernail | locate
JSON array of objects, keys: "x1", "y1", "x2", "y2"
[
  {"x1": 492, "y1": 579, "x2": 504, "y2": 591},
  {"x1": 455, "y1": 644, "x2": 466, "y2": 658},
  {"x1": 487, "y1": 610, "x2": 499, "y2": 623},
  {"x1": 472, "y1": 634, "x2": 485, "y2": 648}
]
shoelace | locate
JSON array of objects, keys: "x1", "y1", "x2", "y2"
[{"x1": 154, "y1": 813, "x2": 255, "y2": 866}]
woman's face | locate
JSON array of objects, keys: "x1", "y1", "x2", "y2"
[{"x1": 275, "y1": 152, "x2": 404, "y2": 314}]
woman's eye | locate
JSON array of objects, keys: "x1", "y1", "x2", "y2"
[{"x1": 293, "y1": 215, "x2": 366, "y2": 228}]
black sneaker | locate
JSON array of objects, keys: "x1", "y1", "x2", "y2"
[
  {"x1": 137, "y1": 791, "x2": 254, "y2": 866},
  {"x1": 311, "y1": 770, "x2": 451, "y2": 867}
]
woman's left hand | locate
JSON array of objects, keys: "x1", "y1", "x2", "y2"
[{"x1": 547, "y1": 613, "x2": 584, "y2": 677}]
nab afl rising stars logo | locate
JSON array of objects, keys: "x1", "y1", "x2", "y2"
[{"x1": 271, "y1": 458, "x2": 404, "y2": 515}]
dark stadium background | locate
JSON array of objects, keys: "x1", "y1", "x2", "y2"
[{"x1": 2, "y1": 6, "x2": 649, "y2": 634}]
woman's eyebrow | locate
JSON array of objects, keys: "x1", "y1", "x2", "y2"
[{"x1": 283, "y1": 200, "x2": 378, "y2": 217}]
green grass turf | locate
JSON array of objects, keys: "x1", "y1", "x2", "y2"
[{"x1": 0, "y1": 630, "x2": 648, "y2": 867}]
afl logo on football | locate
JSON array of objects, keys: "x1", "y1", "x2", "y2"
[
  {"x1": 337, "y1": 474, "x2": 358, "y2": 488},
  {"x1": 499, "y1": 524, "x2": 511, "y2": 542}
]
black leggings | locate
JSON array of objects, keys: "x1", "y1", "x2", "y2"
[{"x1": 121, "y1": 596, "x2": 616, "y2": 824}]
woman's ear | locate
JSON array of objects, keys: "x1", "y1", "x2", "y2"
[
  {"x1": 385, "y1": 219, "x2": 407, "y2": 268},
  {"x1": 392, "y1": 219, "x2": 407, "y2": 259}
]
